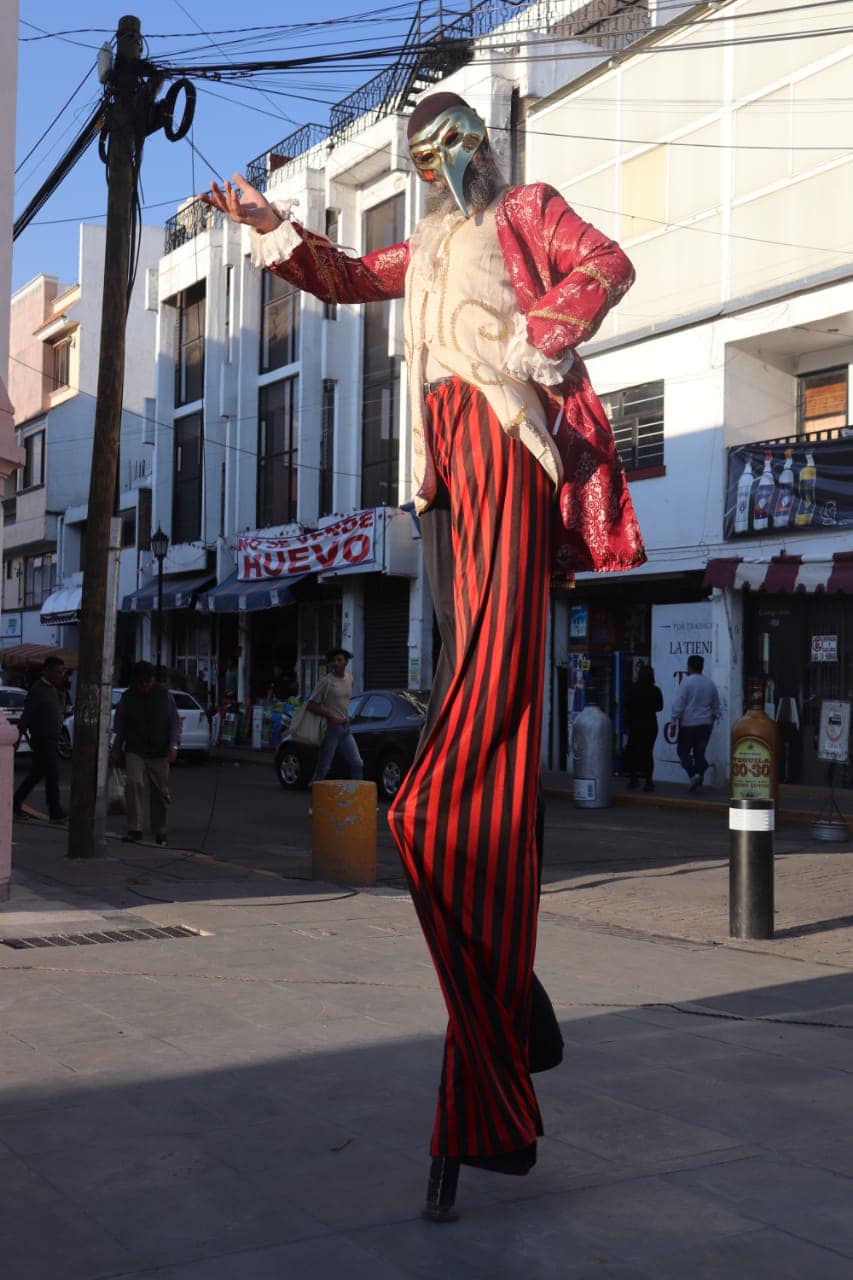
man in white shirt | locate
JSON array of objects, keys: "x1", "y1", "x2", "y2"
[{"x1": 671, "y1": 654, "x2": 720, "y2": 793}]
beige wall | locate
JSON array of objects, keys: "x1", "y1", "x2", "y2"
[{"x1": 529, "y1": 0, "x2": 853, "y2": 340}]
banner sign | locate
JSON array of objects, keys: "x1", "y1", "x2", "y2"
[
  {"x1": 810, "y1": 634, "x2": 838, "y2": 663},
  {"x1": 238, "y1": 510, "x2": 378, "y2": 581},
  {"x1": 724, "y1": 438, "x2": 853, "y2": 540},
  {"x1": 651, "y1": 602, "x2": 715, "y2": 784}
]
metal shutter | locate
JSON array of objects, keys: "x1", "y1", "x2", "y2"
[{"x1": 363, "y1": 575, "x2": 409, "y2": 689}]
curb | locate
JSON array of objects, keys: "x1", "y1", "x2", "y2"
[{"x1": 543, "y1": 786, "x2": 835, "y2": 830}]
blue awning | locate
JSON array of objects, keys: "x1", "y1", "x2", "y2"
[
  {"x1": 197, "y1": 570, "x2": 311, "y2": 613},
  {"x1": 121, "y1": 572, "x2": 214, "y2": 613}
]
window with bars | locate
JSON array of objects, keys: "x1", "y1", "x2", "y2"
[
  {"x1": 24, "y1": 553, "x2": 55, "y2": 608},
  {"x1": 50, "y1": 337, "x2": 71, "y2": 391},
  {"x1": 257, "y1": 376, "x2": 299, "y2": 528},
  {"x1": 361, "y1": 195, "x2": 403, "y2": 509},
  {"x1": 320, "y1": 379, "x2": 336, "y2": 517},
  {"x1": 600, "y1": 380, "x2": 665, "y2": 475},
  {"x1": 174, "y1": 282, "x2": 205, "y2": 407},
  {"x1": 798, "y1": 367, "x2": 848, "y2": 437},
  {"x1": 260, "y1": 271, "x2": 299, "y2": 372},
  {"x1": 173, "y1": 413, "x2": 203, "y2": 544}
]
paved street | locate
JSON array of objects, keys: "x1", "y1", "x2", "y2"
[{"x1": 2, "y1": 757, "x2": 853, "y2": 1277}]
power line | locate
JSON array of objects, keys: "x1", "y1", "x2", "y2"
[{"x1": 15, "y1": 63, "x2": 96, "y2": 174}]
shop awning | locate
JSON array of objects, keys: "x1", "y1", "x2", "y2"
[
  {"x1": 704, "y1": 553, "x2": 853, "y2": 593},
  {"x1": 40, "y1": 585, "x2": 83, "y2": 625},
  {"x1": 197, "y1": 570, "x2": 310, "y2": 613},
  {"x1": 1, "y1": 643, "x2": 78, "y2": 669},
  {"x1": 121, "y1": 572, "x2": 214, "y2": 613}
]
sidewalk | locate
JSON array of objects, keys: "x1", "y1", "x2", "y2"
[{"x1": 2, "y1": 813, "x2": 853, "y2": 1278}]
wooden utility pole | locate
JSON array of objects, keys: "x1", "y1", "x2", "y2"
[{"x1": 67, "y1": 16, "x2": 143, "y2": 859}]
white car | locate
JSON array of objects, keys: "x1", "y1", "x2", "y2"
[
  {"x1": 64, "y1": 688, "x2": 211, "y2": 760},
  {"x1": 1, "y1": 686, "x2": 32, "y2": 757}
]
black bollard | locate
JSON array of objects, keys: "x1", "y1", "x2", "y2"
[{"x1": 729, "y1": 797, "x2": 774, "y2": 939}]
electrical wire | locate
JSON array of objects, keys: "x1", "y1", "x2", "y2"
[{"x1": 15, "y1": 63, "x2": 97, "y2": 175}]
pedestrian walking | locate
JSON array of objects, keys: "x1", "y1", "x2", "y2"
[
  {"x1": 13, "y1": 655, "x2": 68, "y2": 821},
  {"x1": 111, "y1": 661, "x2": 181, "y2": 845},
  {"x1": 307, "y1": 648, "x2": 363, "y2": 787},
  {"x1": 624, "y1": 664, "x2": 663, "y2": 792},
  {"x1": 201, "y1": 90, "x2": 644, "y2": 1219},
  {"x1": 672, "y1": 654, "x2": 720, "y2": 793}
]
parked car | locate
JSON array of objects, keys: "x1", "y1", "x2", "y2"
[
  {"x1": 275, "y1": 689, "x2": 428, "y2": 801},
  {"x1": 63, "y1": 688, "x2": 211, "y2": 760},
  {"x1": 0, "y1": 686, "x2": 31, "y2": 758}
]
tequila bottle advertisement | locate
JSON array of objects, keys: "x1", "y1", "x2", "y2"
[{"x1": 724, "y1": 438, "x2": 853, "y2": 539}]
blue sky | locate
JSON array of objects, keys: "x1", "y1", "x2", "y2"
[{"x1": 14, "y1": 0, "x2": 413, "y2": 290}]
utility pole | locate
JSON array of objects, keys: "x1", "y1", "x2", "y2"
[{"x1": 67, "y1": 19, "x2": 195, "y2": 859}]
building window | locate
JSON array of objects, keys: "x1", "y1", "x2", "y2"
[
  {"x1": 798, "y1": 367, "x2": 847, "y2": 437},
  {"x1": 174, "y1": 282, "x2": 205, "y2": 407},
  {"x1": 258, "y1": 377, "x2": 298, "y2": 528},
  {"x1": 22, "y1": 430, "x2": 45, "y2": 490},
  {"x1": 260, "y1": 272, "x2": 298, "y2": 372},
  {"x1": 362, "y1": 195, "x2": 403, "y2": 509},
  {"x1": 24, "y1": 553, "x2": 55, "y2": 608},
  {"x1": 173, "y1": 412, "x2": 203, "y2": 543},
  {"x1": 320, "y1": 379, "x2": 336, "y2": 516},
  {"x1": 50, "y1": 337, "x2": 71, "y2": 391},
  {"x1": 324, "y1": 209, "x2": 339, "y2": 321},
  {"x1": 601, "y1": 381, "x2": 665, "y2": 475},
  {"x1": 121, "y1": 509, "x2": 136, "y2": 548},
  {"x1": 298, "y1": 597, "x2": 342, "y2": 697}
]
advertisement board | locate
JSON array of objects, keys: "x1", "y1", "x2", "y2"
[
  {"x1": 818, "y1": 700, "x2": 851, "y2": 763},
  {"x1": 651, "y1": 603, "x2": 715, "y2": 784},
  {"x1": 724, "y1": 438, "x2": 853, "y2": 540}
]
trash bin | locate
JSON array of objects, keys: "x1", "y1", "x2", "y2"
[{"x1": 572, "y1": 705, "x2": 612, "y2": 809}]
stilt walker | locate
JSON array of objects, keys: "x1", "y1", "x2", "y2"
[{"x1": 202, "y1": 91, "x2": 645, "y2": 1219}]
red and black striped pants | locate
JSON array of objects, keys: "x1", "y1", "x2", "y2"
[{"x1": 388, "y1": 377, "x2": 558, "y2": 1168}]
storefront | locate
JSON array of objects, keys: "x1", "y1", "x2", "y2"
[{"x1": 706, "y1": 553, "x2": 853, "y2": 787}]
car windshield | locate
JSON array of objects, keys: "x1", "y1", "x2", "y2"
[{"x1": 0, "y1": 689, "x2": 25, "y2": 708}]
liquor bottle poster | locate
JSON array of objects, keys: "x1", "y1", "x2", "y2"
[
  {"x1": 724, "y1": 438, "x2": 853, "y2": 539},
  {"x1": 651, "y1": 602, "x2": 714, "y2": 784}
]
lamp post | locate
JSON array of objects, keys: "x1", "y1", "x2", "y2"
[{"x1": 151, "y1": 525, "x2": 169, "y2": 678}]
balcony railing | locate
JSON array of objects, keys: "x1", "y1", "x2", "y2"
[
  {"x1": 245, "y1": 123, "x2": 329, "y2": 193},
  {"x1": 164, "y1": 200, "x2": 223, "y2": 254}
]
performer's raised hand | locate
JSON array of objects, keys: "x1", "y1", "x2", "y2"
[{"x1": 199, "y1": 173, "x2": 281, "y2": 236}]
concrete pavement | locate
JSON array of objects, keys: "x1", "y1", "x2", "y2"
[{"x1": 2, "y1": 771, "x2": 853, "y2": 1278}]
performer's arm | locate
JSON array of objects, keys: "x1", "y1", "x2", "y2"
[
  {"x1": 200, "y1": 173, "x2": 407, "y2": 305},
  {"x1": 526, "y1": 184, "x2": 635, "y2": 359}
]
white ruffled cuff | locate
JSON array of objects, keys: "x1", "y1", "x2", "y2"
[
  {"x1": 249, "y1": 198, "x2": 302, "y2": 269},
  {"x1": 503, "y1": 312, "x2": 574, "y2": 386}
]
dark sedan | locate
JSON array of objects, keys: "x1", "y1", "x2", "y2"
[{"x1": 274, "y1": 689, "x2": 428, "y2": 801}]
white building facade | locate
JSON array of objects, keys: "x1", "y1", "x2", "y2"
[
  {"x1": 146, "y1": 0, "x2": 650, "y2": 718},
  {"x1": 528, "y1": 0, "x2": 853, "y2": 787}
]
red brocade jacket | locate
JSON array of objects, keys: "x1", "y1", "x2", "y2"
[{"x1": 264, "y1": 182, "x2": 646, "y2": 583}]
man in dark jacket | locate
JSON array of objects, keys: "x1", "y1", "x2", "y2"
[
  {"x1": 111, "y1": 661, "x2": 181, "y2": 845},
  {"x1": 13, "y1": 654, "x2": 68, "y2": 821}
]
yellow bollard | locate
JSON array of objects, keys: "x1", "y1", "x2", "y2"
[{"x1": 311, "y1": 780, "x2": 378, "y2": 886}]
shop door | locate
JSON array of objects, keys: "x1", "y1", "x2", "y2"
[{"x1": 364, "y1": 575, "x2": 409, "y2": 689}]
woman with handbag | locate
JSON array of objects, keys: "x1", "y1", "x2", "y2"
[{"x1": 306, "y1": 648, "x2": 363, "y2": 786}]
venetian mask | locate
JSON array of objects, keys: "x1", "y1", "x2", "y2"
[{"x1": 408, "y1": 104, "x2": 487, "y2": 218}]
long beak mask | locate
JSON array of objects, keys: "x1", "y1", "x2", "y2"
[{"x1": 409, "y1": 105, "x2": 488, "y2": 218}]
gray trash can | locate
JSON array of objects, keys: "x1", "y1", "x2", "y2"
[{"x1": 572, "y1": 705, "x2": 612, "y2": 809}]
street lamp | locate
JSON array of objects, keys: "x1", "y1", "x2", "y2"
[{"x1": 150, "y1": 526, "x2": 169, "y2": 678}]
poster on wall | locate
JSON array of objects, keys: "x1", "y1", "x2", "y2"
[
  {"x1": 724, "y1": 439, "x2": 853, "y2": 540},
  {"x1": 651, "y1": 602, "x2": 715, "y2": 785}
]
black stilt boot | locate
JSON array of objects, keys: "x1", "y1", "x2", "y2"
[{"x1": 422, "y1": 1156, "x2": 460, "y2": 1223}]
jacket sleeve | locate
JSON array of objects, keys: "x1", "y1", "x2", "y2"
[
  {"x1": 526, "y1": 185, "x2": 635, "y2": 359},
  {"x1": 671, "y1": 681, "x2": 686, "y2": 723},
  {"x1": 250, "y1": 215, "x2": 408, "y2": 306},
  {"x1": 18, "y1": 689, "x2": 33, "y2": 738}
]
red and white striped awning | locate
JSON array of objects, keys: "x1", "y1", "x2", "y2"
[{"x1": 704, "y1": 553, "x2": 853, "y2": 593}]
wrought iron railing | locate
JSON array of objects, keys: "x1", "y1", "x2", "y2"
[
  {"x1": 164, "y1": 199, "x2": 223, "y2": 254},
  {"x1": 245, "y1": 123, "x2": 329, "y2": 192}
]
